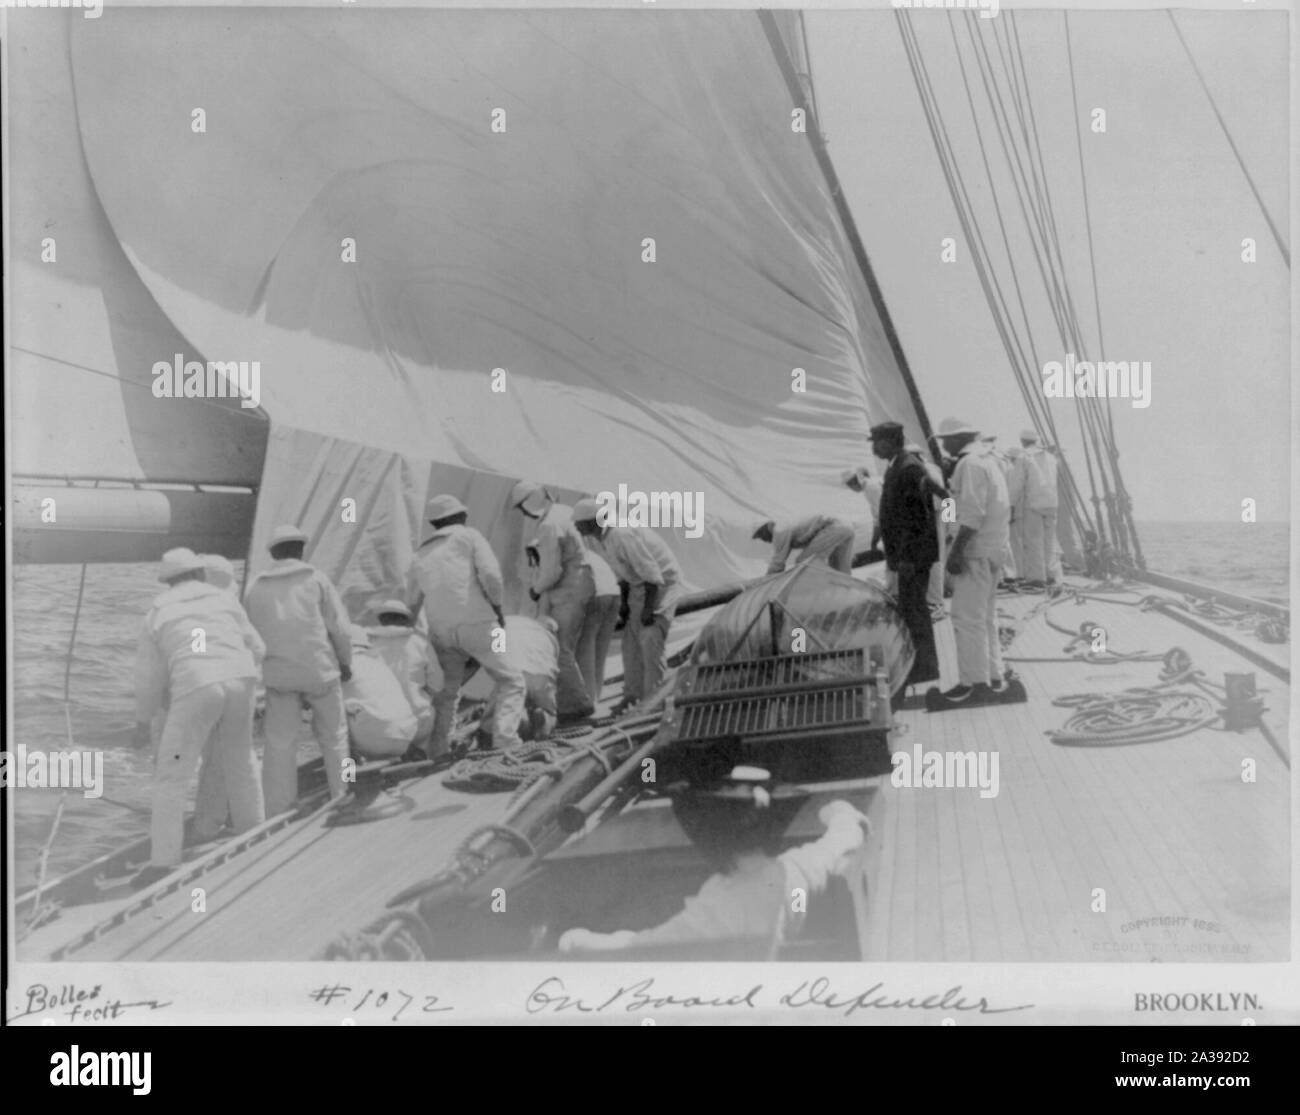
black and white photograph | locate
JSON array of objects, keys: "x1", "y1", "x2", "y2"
[{"x1": 4, "y1": 0, "x2": 1296, "y2": 1027}]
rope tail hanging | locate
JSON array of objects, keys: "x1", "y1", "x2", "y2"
[{"x1": 26, "y1": 563, "x2": 90, "y2": 934}]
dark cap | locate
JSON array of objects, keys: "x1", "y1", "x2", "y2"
[{"x1": 868, "y1": 421, "x2": 904, "y2": 441}]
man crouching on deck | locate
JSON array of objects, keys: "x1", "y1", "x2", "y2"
[
  {"x1": 133, "y1": 548, "x2": 266, "y2": 889},
  {"x1": 559, "y1": 766, "x2": 870, "y2": 959}
]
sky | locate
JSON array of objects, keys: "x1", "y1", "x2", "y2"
[{"x1": 807, "y1": 6, "x2": 1290, "y2": 523}]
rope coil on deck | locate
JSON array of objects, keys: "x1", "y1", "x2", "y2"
[{"x1": 1048, "y1": 648, "x2": 1221, "y2": 747}]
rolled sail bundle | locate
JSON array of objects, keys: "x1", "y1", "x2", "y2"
[{"x1": 690, "y1": 563, "x2": 915, "y2": 694}]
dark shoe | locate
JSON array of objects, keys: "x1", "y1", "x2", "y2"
[
  {"x1": 942, "y1": 684, "x2": 976, "y2": 702},
  {"x1": 556, "y1": 707, "x2": 595, "y2": 726},
  {"x1": 131, "y1": 864, "x2": 174, "y2": 891},
  {"x1": 988, "y1": 676, "x2": 1006, "y2": 694}
]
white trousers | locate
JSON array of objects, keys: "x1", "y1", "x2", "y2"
[
  {"x1": 928, "y1": 518, "x2": 946, "y2": 611},
  {"x1": 263, "y1": 682, "x2": 348, "y2": 814},
  {"x1": 622, "y1": 585, "x2": 676, "y2": 702},
  {"x1": 431, "y1": 620, "x2": 526, "y2": 754},
  {"x1": 151, "y1": 678, "x2": 263, "y2": 867},
  {"x1": 1021, "y1": 508, "x2": 1058, "y2": 583},
  {"x1": 951, "y1": 556, "x2": 1004, "y2": 687},
  {"x1": 801, "y1": 522, "x2": 855, "y2": 574}
]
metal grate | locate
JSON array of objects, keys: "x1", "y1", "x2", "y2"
[
  {"x1": 682, "y1": 648, "x2": 869, "y2": 698},
  {"x1": 674, "y1": 685, "x2": 874, "y2": 746}
]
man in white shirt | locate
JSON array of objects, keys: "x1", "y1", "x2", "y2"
[
  {"x1": 572, "y1": 497, "x2": 682, "y2": 712},
  {"x1": 244, "y1": 525, "x2": 354, "y2": 813},
  {"x1": 365, "y1": 600, "x2": 442, "y2": 753},
  {"x1": 409, "y1": 494, "x2": 525, "y2": 755},
  {"x1": 754, "y1": 514, "x2": 855, "y2": 576},
  {"x1": 576, "y1": 546, "x2": 622, "y2": 707},
  {"x1": 934, "y1": 418, "x2": 1011, "y2": 704},
  {"x1": 1014, "y1": 429, "x2": 1061, "y2": 587},
  {"x1": 133, "y1": 548, "x2": 266, "y2": 887},
  {"x1": 509, "y1": 481, "x2": 596, "y2": 721},
  {"x1": 342, "y1": 626, "x2": 419, "y2": 759}
]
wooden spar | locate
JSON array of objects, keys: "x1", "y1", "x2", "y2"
[
  {"x1": 1134, "y1": 569, "x2": 1289, "y2": 620},
  {"x1": 756, "y1": 10, "x2": 935, "y2": 444},
  {"x1": 557, "y1": 730, "x2": 668, "y2": 833}
]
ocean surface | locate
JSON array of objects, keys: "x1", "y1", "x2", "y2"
[{"x1": 8, "y1": 520, "x2": 1290, "y2": 891}]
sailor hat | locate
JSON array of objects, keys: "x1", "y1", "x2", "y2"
[
  {"x1": 267, "y1": 524, "x2": 309, "y2": 549},
  {"x1": 936, "y1": 417, "x2": 979, "y2": 437},
  {"x1": 374, "y1": 599, "x2": 412, "y2": 621},
  {"x1": 158, "y1": 547, "x2": 206, "y2": 582},
  {"x1": 425, "y1": 494, "x2": 468, "y2": 522}
]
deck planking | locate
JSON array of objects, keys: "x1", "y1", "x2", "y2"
[{"x1": 22, "y1": 575, "x2": 1290, "y2": 964}]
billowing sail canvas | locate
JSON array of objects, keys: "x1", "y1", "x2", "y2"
[{"x1": 12, "y1": 8, "x2": 927, "y2": 608}]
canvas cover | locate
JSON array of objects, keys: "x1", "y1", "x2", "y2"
[{"x1": 10, "y1": 8, "x2": 928, "y2": 615}]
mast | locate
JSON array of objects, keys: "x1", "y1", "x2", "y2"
[{"x1": 758, "y1": 10, "x2": 935, "y2": 443}]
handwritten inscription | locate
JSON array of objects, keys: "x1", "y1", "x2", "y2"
[
  {"x1": 308, "y1": 984, "x2": 453, "y2": 1022},
  {"x1": 780, "y1": 979, "x2": 1033, "y2": 1018},
  {"x1": 12, "y1": 983, "x2": 172, "y2": 1025},
  {"x1": 526, "y1": 976, "x2": 1032, "y2": 1019},
  {"x1": 526, "y1": 977, "x2": 762, "y2": 1015}
]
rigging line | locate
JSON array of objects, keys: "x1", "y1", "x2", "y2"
[
  {"x1": 905, "y1": 11, "x2": 1087, "y2": 540},
  {"x1": 1166, "y1": 10, "x2": 1289, "y2": 269},
  {"x1": 1004, "y1": 16, "x2": 1097, "y2": 381},
  {"x1": 901, "y1": 15, "x2": 1067, "y2": 463},
  {"x1": 1007, "y1": 12, "x2": 1116, "y2": 468},
  {"x1": 963, "y1": 14, "x2": 1121, "y2": 550},
  {"x1": 966, "y1": 15, "x2": 1088, "y2": 371},
  {"x1": 1063, "y1": 12, "x2": 1122, "y2": 462},
  {"x1": 937, "y1": 15, "x2": 1047, "y2": 378},
  {"x1": 945, "y1": 13, "x2": 1110, "y2": 529},
  {"x1": 10, "y1": 345, "x2": 271, "y2": 426},
  {"x1": 987, "y1": 15, "x2": 1077, "y2": 345},
  {"x1": 897, "y1": 13, "x2": 1039, "y2": 409},
  {"x1": 899, "y1": 13, "x2": 1090, "y2": 540}
]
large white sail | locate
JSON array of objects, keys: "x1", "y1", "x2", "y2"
[{"x1": 12, "y1": 8, "x2": 928, "y2": 612}]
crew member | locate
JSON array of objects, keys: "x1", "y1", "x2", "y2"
[
  {"x1": 366, "y1": 600, "x2": 442, "y2": 755},
  {"x1": 244, "y1": 524, "x2": 353, "y2": 813},
  {"x1": 572, "y1": 497, "x2": 682, "y2": 713},
  {"x1": 468, "y1": 614, "x2": 561, "y2": 744},
  {"x1": 559, "y1": 767, "x2": 871, "y2": 958},
  {"x1": 190, "y1": 552, "x2": 241, "y2": 840},
  {"x1": 753, "y1": 514, "x2": 855, "y2": 576},
  {"x1": 343, "y1": 626, "x2": 419, "y2": 759},
  {"x1": 904, "y1": 442, "x2": 950, "y2": 621},
  {"x1": 871, "y1": 421, "x2": 948, "y2": 686},
  {"x1": 935, "y1": 418, "x2": 1011, "y2": 704},
  {"x1": 509, "y1": 481, "x2": 596, "y2": 721},
  {"x1": 1015, "y1": 429, "x2": 1060, "y2": 588},
  {"x1": 576, "y1": 545, "x2": 622, "y2": 707},
  {"x1": 132, "y1": 548, "x2": 266, "y2": 888},
  {"x1": 410, "y1": 494, "x2": 525, "y2": 755}
]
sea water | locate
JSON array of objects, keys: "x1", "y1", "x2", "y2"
[{"x1": 8, "y1": 521, "x2": 1290, "y2": 889}]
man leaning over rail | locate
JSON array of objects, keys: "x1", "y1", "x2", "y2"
[{"x1": 133, "y1": 548, "x2": 266, "y2": 889}]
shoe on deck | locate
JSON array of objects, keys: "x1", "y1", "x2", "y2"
[{"x1": 925, "y1": 682, "x2": 995, "y2": 712}]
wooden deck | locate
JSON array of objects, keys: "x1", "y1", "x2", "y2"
[
  {"x1": 20, "y1": 576, "x2": 1290, "y2": 963},
  {"x1": 868, "y1": 582, "x2": 1290, "y2": 963}
]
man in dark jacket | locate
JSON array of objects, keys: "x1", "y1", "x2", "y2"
[{"x1": 871, "y1": 422, "x2": 949, "y2": 686}]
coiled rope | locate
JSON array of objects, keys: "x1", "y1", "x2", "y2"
[{"x1": 1047, "y1": 647, "x2": 1221, "y2": 747}]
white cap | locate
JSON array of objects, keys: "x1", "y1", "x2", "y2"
[
  {"x1": 159, "y1": 547, "x2": 205, "y2": 582},
  {"x1": 268, "y1": 524, "x2": 308, "y2": 550}
]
